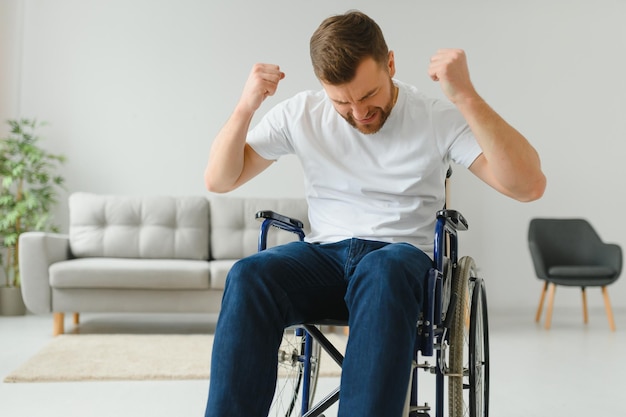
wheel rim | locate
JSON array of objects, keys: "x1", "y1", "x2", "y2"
[
  {"x1": 469, "y1": 278, "x2": 489, "y2": 417},
  {"x1": 470, "y1": 280, "x2": 490, "y2": 417}
]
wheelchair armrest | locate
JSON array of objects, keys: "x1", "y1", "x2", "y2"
[
  {"x1": 256, "y1": 210, "x2": 306, "y2": 251},
  {"x1": 436, "y1": 209, "x2": 468, "y2": 231},
  {"x1": 256, "y1": 210, "x2": 305, "y2": 229}
]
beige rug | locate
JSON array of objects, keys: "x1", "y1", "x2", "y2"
[{"x1": 4, "y1": 333, "x2": 345, "y2": 383}]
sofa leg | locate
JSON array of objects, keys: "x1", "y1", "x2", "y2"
[{"x1": 53, "y1": 313, "x2": 65, "y2": 336}]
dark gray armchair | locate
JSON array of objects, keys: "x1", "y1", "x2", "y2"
[{"x1": 528, "y1": 218, "x2": 622, "y2": 330}]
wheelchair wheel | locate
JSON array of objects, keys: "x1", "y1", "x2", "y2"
[
  {"x1": 469, "y1": 277, "x2": 489, "y2": 417},
  {"x1": 269, "y1": 326, "x2": 321, "y2": 417},
  {"x1": 448, "y1": 256, "x2": 489, "y2": 417}
]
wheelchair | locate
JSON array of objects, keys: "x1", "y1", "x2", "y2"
[{"x1": 255, "y1": 207, "x2": 489, "y2": 417}]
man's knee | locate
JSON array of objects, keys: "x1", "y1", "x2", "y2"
[
  {"x1": 222, "y1": 253, "x2": 275, "y2": 305},
  {"x1": 226, "y1": 256, "x2": 258, "y2": 286},
  {"x1": 223, "y1": 244, "x2": 306, "y2": 300}
]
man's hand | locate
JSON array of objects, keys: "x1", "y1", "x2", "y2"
[
  {"x1": 237, "y1": 63, "x2": 286, "y2": 115},
  {"x1": 428, "y1": 49, "x2": 546, "y2": 202},
  {"x1": 428, "y1": 49, "x2": 477, "y2": 104},
  {"x1": 204, "y1": 63, "x2": 282, "y2": 193}
]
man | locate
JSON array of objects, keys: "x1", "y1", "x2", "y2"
[{"x1": 204, "y1": 10, "x2": 545, "y2": 417}]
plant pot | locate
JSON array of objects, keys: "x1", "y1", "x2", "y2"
[{"x1": 0, "y1": 286, "x2": 27, "y2": 316}]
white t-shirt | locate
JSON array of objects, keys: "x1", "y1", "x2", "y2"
[{"x1": 248, "y1": 80, "x2": 482, "y2": 256}]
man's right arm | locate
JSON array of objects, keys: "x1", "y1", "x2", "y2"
[{"x1": 204, "y1": 64, "x2": 285, "y2": 193}]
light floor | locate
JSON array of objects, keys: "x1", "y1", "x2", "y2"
[{"x1": 1, "y1": 307, "x2": 625, "y2": 417}]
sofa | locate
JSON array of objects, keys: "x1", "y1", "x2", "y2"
[{"x1": 19, "y1": 192, "x2": 309, "y2": 335}]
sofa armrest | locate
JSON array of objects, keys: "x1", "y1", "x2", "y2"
[{"x1": 19, "y1": 232, "x2": 71, "y2": 313}]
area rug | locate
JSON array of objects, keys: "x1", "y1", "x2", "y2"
[{"x1": 4, "y1": 333, "x2": 345, "y2": 383}]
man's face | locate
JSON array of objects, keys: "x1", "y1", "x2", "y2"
[{"x1": 322, "y1": 54, "x2": 397, "y2": 135}]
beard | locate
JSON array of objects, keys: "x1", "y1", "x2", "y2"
[{"x1": 342, "y1": 80, "x2": 396, "y2": 135}]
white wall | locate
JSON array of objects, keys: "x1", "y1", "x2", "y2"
[
  {"x1": 0, "y1": 0, "x2": 22, "y2": 127},
  {"x1": 5, "y1": 0, "x2": 626, "y2": 311}
]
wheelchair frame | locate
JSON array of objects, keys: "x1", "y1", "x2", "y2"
[{"x1": 257, "y1": 209, "x2": 489, "y2": 417}]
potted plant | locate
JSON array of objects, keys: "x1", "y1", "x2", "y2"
[{"x1": 0, "y1": 119, "x2": 65, "y2": 315}]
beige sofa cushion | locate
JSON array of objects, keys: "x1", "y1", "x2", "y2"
[{"x1": 50, "y1": 258, "x2": 210, "y2": 290}]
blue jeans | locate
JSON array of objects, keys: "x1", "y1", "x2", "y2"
[{"x1": 204, "y1": 238, "x2": 432, "y2": 417}]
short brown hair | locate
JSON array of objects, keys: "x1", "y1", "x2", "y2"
[{"x1": 310, "y1": 10, "x2": 389, "y2": 85}]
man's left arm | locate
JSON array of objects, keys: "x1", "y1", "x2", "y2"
[{"x1": 429, "y1": 49, "x2": 546, "y2": 202}]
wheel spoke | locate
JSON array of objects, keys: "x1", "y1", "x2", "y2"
[{"x1": 270, "y1": 327, "x2": 321, "y2": 417}]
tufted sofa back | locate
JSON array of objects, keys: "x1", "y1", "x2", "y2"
[
  {"x1": 209, "y1": 196, "x2": 310, "y2": 260},
  {"x1": 68, "y1": 193, "x2": 310, "y2": 262},
  {"x1": 69, "y1": 192, "x2": 210, "y2": 260}
]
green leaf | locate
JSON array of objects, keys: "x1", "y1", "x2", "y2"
[{"x1": 0, "y1": 118, "x2": 66, "y2": 287}]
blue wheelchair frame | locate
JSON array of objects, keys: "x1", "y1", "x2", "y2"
[{"x1": 257, "y1": 208, "x2": 486, "y2": 417}]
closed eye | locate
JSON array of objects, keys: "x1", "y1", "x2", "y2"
[{"x1": 332, "y1": 88, "x2": 379, "y2": 106}]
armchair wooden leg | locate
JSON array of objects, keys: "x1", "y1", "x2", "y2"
[
  {"x1": 536, "y1": 282, "x2": 549, "y2": 322},
  {"x1": 581, "y1": 287, "x2": 588, "y2": 325},
  {"x1": 602, "y1": 286, "x2": 616, "y2": 331},
  {"x1": 73, "y1": 312, "x2": 80, "y2": 325},
  {"x1": 545, "y1": 283, "x2": 556, "y2": 330},
  {"x1": 53, "y1": 313, "x2": 65, "y2": 336}
]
